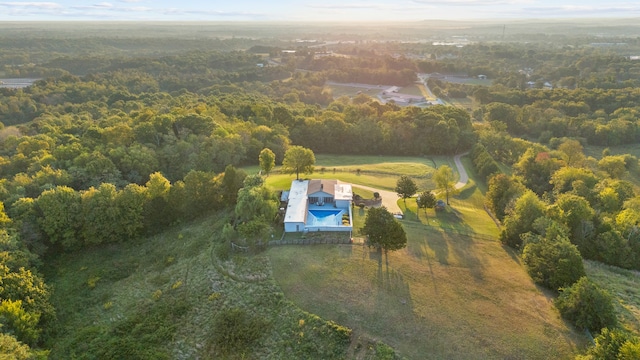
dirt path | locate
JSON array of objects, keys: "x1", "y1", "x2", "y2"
[
  {"x1": 453, "y1": 152, "x2": 469, "y2": 190},
  {"x1": 351, "y1": 152, "x2": 469, "y2": 215},
  {"x1": 352, "y1": 185, "x2": 402, "y2": 214}
]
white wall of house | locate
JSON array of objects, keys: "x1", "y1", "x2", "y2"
[
  {"x1": 284, "y1": 222, "x2": 305, "y2": 233},
  {"x1": 305, "y1": 225, "x2": 353, "y2": 232}
]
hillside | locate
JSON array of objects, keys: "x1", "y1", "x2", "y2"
[{"x1": 44, "y1": 213, "x2": 379, "y2": 359}]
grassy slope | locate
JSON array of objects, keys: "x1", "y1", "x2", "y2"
[
  {"x1": 267, "y1": 155, "x2": 585, "y2": 359},
  {"x1": 45, "y1": 213, "x2": 368, "y2": 359},
  {"x1": 252, "y1": 154, "x2": 453, "y2": 192},
  {"x1": 46, "y1": 154, "x2": 592, "y2": 359},
  {"x1": 268, "y1": 240, "x2": 581, "y2": 359},
  {"x1": 585, "y1": 260, "x2": 640, "y2": 334}
]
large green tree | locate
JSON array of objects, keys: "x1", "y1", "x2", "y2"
[
  {"x1": 522, "y1": 229, "x2": 585, "y2": 291},
  {"x1": 395, "y1": 175, "x2": 417, "y2": 205},
  {"x1": 549, "y1": 193, "x2": 594, "y2": 248},
  {"x1": 35, "y1": 186, "x2": 82, "y2": 250},
  {"x1": 433, "y1": 165, "x2": 456, "y2": 205},
  {"x1": 282, "y1": 145, "x2": 315, "y2": 180},
  {"x1": 500, "y1": 190, "x2": 546, "y2": 248},
  {"x1": 362, "y1": 206, "x2": 407, "y2": 255},
  {"x1": 485, "y1": 174, "x2": 524, "y2": 222},
  {"x1": 416, "y1": 190, "x2": 436, "y2": 221},
  {"x1": 259, "y1": 148, "x2": 276, "y2": 176}
]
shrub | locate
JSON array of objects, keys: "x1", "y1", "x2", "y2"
[
  {"x1": 0, "y1": 299, "x2": 40, "y2": 345},
  {"x1": 555, "y1": 277, "x2": 617, "y2": 332},
  {"x1": 522, "y1": 235, "x2": 585, "y2": 290},
  {"x1": 87, "y1": 276, "x2": 100, "y2": 289},
  {"x1": 581, "y1": 328, "x2": 640, "y2": 360},
  {"x1": 209, "y1": 308, "x2": 268, "y2": 356},
  {"x1": 214, "y1": 242, "x2": 231, "y2": 261},
  {"x1": 375, "y1": 342, "x2": 397, "y2": 360},
  {"x1": 171, "y1": 281, "x2": 183, "y2": 290}
]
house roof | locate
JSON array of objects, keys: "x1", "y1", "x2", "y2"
[
  {"x1": 307, "y1": 179, "x2": 352, "y2": 201},
  {"x1": 284, "y1": 179, "x2": 353, "y2": 225},
  {"x1": 284, "y1": 180, "x2": 309, "y2": 224},
  {"x1": 307, "y1": 179, "x2": 337, "y2": 196}
]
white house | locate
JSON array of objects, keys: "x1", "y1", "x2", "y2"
[{"x1": 283, "y1": 179, "x2": 353, "y2": 233}]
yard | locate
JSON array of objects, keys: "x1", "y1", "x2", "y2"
[
  {"x1": 266, "y1": 154, "x2": 585, "y2": 359},
  {"x1": 267, "y1": 236, "x2": 583, "y2": 359},
  {"x1": 253, "y1": 154, "x2": 456, "y2": 193}
]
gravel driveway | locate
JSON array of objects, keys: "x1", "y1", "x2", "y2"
[{"x1": 351, "y1": 152, "x2": 469, "y2": 215}]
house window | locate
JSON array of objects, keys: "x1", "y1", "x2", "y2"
[
  {"x1": 309, "y1": 197, "x2": 318, "y2": 204},
  {"x1": 324, "y1": 197, "x2": 334, "y2": 203}
]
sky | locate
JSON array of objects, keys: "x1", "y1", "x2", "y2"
[{"x1": 0, "y1": 0, "x2": 639, "y2": 22}]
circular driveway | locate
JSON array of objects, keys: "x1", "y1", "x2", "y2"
[
  {"x1": 352, "y1": 184, "x2": 402, "y2": 214},
  {"x1": 351, "y1": 152, "x2": 469, "y2": 215}
]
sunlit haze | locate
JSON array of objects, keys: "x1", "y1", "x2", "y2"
[{"x1": 1, "y1": 0, "x2": 639, "y2": 21}]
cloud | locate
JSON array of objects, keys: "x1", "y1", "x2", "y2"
[
  {"x1": 306, "y1": 3, "x2": 386, "y2": 9},
  {"x1": 0, "y1": 1, "x2": 65, "y2": 16},
  {"x1": 159, "y1": 8, "x2": 266, "y2": 18},
  {"x1": 521, "y1": 4, "x2": 640, "y2": 16},
  {"x1": 0, "y1": 2, "x2": 62, "y2": 9},
  {"x1": 411, "y1": 0, "x2": 530, "y2": 5}
]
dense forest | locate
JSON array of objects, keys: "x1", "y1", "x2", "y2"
[{"x1": 2, "y1": 21, "x2": 640, "y2": 358}]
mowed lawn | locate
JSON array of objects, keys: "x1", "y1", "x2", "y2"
[
  {"x1": 267, "y1": 155, "x2": 585, "y2": 359},
  {"x1": 251, "y1": 154, "x2": 453, "y2": 192},
  {"x1": 267, "y1": 239, "x2": 582, "y2": 359},
  {"x1": 585, "y1": 260, "x2": 640, "y2": 334}
]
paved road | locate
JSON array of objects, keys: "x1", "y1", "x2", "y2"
[
  {"x1": 352, "y1": 185, "x2": 402, "y2": 214},
  {"x1": 352, "y1": 152, "x2": 470, "y2": 215},
  {"x1": 453, "y1": 152, "x2": 469, "y2": 190}
]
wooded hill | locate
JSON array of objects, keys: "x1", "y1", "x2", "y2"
[{"x1": 1, "y1": 21, "x2": 640, "y2": 358}]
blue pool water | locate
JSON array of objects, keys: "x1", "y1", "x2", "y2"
[
  {"x1": 307, "y1": 209, "x2": 345, "y2": 226},
  {"x1": 309, "y1": 209, "x2": 342, "y2": 218}
]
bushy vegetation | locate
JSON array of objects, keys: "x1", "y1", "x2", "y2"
[
  {"x1": 470, "y1": 143, "x2": 499, "y2": 182},
  {"x1": 577, "y1": 327, "x2": 640, "y2": 360},
  {"x1": 2, "y1": 20, "x2": 640, "y2": 358},
  {"x1": 209, "y1": 308, "x2": 269, "y2": 357},
  {"x1": 522, "y1": 222, "x2": 585, "y2": 291},
  {"x1": 555, "y1": 277, "x2": 617, "y2": 333}
]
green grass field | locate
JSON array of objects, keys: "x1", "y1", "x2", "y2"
[
  {"x1": 448, "y1": 97, "x2": 475, "y2": 110},
  {"x1": 249, "y1": 154, "x2": 455, "y2": 192},
  {"x1": 584, "y1": 144, "x2": 640, "y2": 159},
  {"x1": 396, "y1": 84, "x2": 424, "y2": 97},
  {"x1": 268, "y1": 239, "x2": 582, "y2": 359},
  {"x1": 440, "y1": 77, "x2": 493, "y2": 86},
  {"x1": 46, "y1": 154, "x2": 591, "y2": 359},
  {"x1": 45, "y1": 213, "x2": 386, "y2": 359},
  {"x1": 585, "y1": 260, "x2": 640, "y2": 334},
  {"x1": 267, "y1": 154, "x2": 584, "y2": 359},
  {"x1": 326, "y1": 84, "x2": 381, "y2": 99}
]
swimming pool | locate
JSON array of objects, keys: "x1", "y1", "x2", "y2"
[
  {"x1": 309, "y1": 209, "x2": 342, "y2": 218},
  {"x1": 307, "y1": 209, "x2": 345, "y2": 226}
]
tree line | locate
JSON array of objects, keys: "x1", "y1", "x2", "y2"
[{"x1": 480, "y1": 133, "x2": 640, "y2": 357}]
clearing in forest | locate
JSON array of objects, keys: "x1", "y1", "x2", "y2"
[{"x1": 267, "y1": 155, "x2": 586, "y2": 359}]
